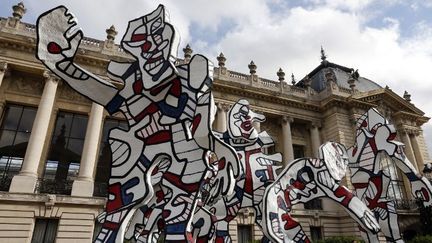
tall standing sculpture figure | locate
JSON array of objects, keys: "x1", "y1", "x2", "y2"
[
  {"x1": 348, "y1": 108, "x2": 432, "y2": 242},
  {"x1": 36, "y1": 5, "x2": 239, "y2": 243}
]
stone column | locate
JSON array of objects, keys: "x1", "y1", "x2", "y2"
[
  {"x1": 10, "y1": 71, "x2": 59, "y2": 193},
  {"x1": 410, "y1": 131, "x2": 425, "y2": 173},
  {"x1": 253, "y1": 121, "x2": 261, "y2": 133},
  {"x1": 310, "y1": 122, "x2": 321, "y2": 158},
  {"x1": 0, "y1": 62, "x2": 7, "y2": 87},
  {"x1": 71, "y1": 103, "x2": 104, "y2": 197},
  {"x1": 400, "y1": 130, "x2": 419, "y2": 171},
  {"x1": 216, "y1": 103, "x2": 228, "y2": 133},
  {"x1": 281, "y1": 116, "x2": 294, "y2": 165},
  {"x1": 0, "y1": 101, "x2": 5, "y2": 121}
]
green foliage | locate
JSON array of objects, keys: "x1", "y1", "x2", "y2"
[
  {"x1": 408, "y1": 235, "x2": 432, "y2": 243},
  {"x1": 418, "y1": 203, "x2": 432, "y2": 234},
  {"x1": 316, "y1": 236, "x2": 364, "y2": 243}
]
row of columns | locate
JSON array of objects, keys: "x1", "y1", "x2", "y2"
[
  {"x1": 399, "y1": 129, "x2": 426, "y2": 173},
  {"x1": 6, "y1": 69, "x2": 105, "y2": 197},
  {"x1": 214, "y1": 102, "x2": 322, "y2": 165}
]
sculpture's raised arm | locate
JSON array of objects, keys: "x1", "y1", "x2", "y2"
[{"x1": 36, "y1": 6, "x2": 118, "y2": 106}]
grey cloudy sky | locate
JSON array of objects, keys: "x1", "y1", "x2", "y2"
[{"x1": 1, "y1": 0, "x2": 432, "y2": 159}]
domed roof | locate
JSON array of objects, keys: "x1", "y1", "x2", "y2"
[{"x1": 297, "y1": 60, "x2": 382, "y2": 92}]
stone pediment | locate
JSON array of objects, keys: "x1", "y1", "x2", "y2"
[{"x1": 352, "y1": 87, "x2": 429, "y2": 124}]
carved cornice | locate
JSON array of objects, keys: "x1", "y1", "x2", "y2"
[
  {"x1": 0, "y1": 34, "x2": 131, "y2": 72},
  {"x1": 393, "y1": 111, "x2": 430, "y2": 126},
  {"x1": 354, "y1": 88, "x2": 424, "y2": 116},
  {"x1": 213, "y1": 79, "x2": 321, "y2": 113}
]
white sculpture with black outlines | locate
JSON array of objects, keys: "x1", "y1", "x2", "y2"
[
  {"x1": 36, "y1": 5, "x2": 239, "y2": 243},
  {"x1": 262, "y1": 142, "x2": 381, "y2": 243},
  {"x1": 348, "y1": 108, "x2": 432, "y2": 243}
]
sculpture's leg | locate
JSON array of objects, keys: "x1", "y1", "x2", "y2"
[
  {"x1": 381, "y1": 202, "x2": 404, "y2": 243},
  {"x1": 192, "y1": 207, "x2": 216, "y2": 243},
  {"x1": 281, "y1": 212, "x2": 311, "y2": 243},
  {"x1": 160, "y1": 188, "x2": 199, "y2": 243},
  {"x1": 215, "y1": 220, "x2": 233, "y2": 243},
  {"x1": 160, "y1": 163, "x2": 204, "y2": 242},
  {"x1": 135, "y1": 207, "x2": 163, "y2": 243},
  {"x1": 95, "y1": 164, "x2": 154, "y2": 243},
  {"x1": 359, "y1": 226, "x2": 379, "y2": 243}
]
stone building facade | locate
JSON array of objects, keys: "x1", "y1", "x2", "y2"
[{"x1": 0, "y1": 3, "x2": 430, "y2": 243}]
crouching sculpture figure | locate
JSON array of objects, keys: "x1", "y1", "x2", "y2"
[
  {"x1": 262, "y1": 142, "x2": 380, "y2": 243},
  {"x1": 348, "y1": 108, "x2": 432, "y2": 243}
]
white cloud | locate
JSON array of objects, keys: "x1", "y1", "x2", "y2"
[{"x1": 15, "y1": 0, "x2": 432, "y2": 158}]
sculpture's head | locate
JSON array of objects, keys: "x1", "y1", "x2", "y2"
[
  {"x1": 227, "y1": 99, "x2": 265, "y2": 141},
  {"x1": 352, "y1": 108, "x2": 398, "y2": 158},
  {"x1": 355, "y1": 108, "x2": 390, "y2": 138},
  {"x1": 122, "y1": 5, "x2": 179, "y2": 90},
  {"x1": 319, "y1": 142, "x2": 349, "y2": 181}
]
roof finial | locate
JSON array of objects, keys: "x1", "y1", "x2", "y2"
[
  {"x1": 403, "y1": 91, "x2": 411, "y2": 102},
  {"x1": 183, "y1": 44, "x2": 193, "y2": 63},
  {"x1": 291, "y1": 73, "x2": 296, "y2": 85},
  {"x1": 320, "y1": 45, "x2": 327, "y2": 62},
  {"x1": 12, "y1": 2, "x2": 26, "y2": 20},
  {"x1": 217, "y1": 52, "x2": 226, "y2": 67},
  {"x1": 106, "y1": 25, "x2": 118, "y2": 41},
  {"x1": 277, "y1": 68, "x2": 285, "y2": 82},
  {"x1": 248, "y1": 61, "x2": 257, "y2": 75}
]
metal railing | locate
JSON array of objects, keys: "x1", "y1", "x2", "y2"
[
  {"x1": 93, "y1": 182, "x2": 108, "y2": 197},
  {"x1": 394, "y1": 199, "x2": 419, "y2": 210},
  {"x1": 304, "y1": 198, "x2": 323, "y2": 210},
  {"x1": 0, "y1": 174, "x2": 13, "y2": 191},
  {"x1": 36, "y1": 178, "x2": 73, "y2": 195}
]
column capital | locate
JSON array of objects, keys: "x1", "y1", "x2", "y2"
[
  {"x1": 43, "y1": 70, "x2": 61, "y2": 82},
  {"x1": 412, "y1": 129, "x2": 422, "y2": 136},
  {"x1": 281, "y1": 115, "x2": 294, "y2": 124},
  {"x1": 217, "y1": 102, "x2": 230, "y2": 112},
  {"x1": 310, "y1": 121, "x2": 322, "y2": 129},
  {"x1": 0, "y1": 62, "x2": 7, "y2": 73}
]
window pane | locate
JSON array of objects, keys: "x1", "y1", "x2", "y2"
[
  {"x1": 2, "y1": 106, "x2": 22, "y2": 130},
  {"x1": 18, "y1": 108, "x2": 37, "y2": 132},
  {"x1": 31, "y1": 218, "x2": 58, "y2": 243},
  {"x1": 43, "y1": 161, "x2": 58, "y2": 180},
  {"x1": 67, "y1": 138, "x2": 84, "y2": 161},
  {"x1": 44, "y1": 112, "x2": 88, "y2": 194},
  {"x1": 293, "y1": 145, "x2": 305, "y2": 159},
  {"x1": 53, "y1": 113, "x2": 72, "y2": 138},
  {"x1": 0, "y1": 105, "x2": 36, "y2": 190},
  {"x1": 95, "y1": 119, "x2": 127, "y2": 188},
  {"x1": 238, "y1": 225, "x2": 252, "y2": 243},
  {"x1": 310, "y1": 226, "x2": 322, "y2": 241},
  {"x1": 67, "y1": 162, "x2": 80, "y2": 180},
  {"x1": 70, "y1": 114, "x2": 88, "y2": 139},
  {"x1": 0, "y1": 130, "x2": 15, "y2": 153}
]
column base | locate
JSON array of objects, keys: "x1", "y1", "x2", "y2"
[
  {"x1": 71, "y1": 179, "x2": 94, "y2": 197},
  {"x1": 9, "y1": 174, "x2": 38, "y2": 193}
]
